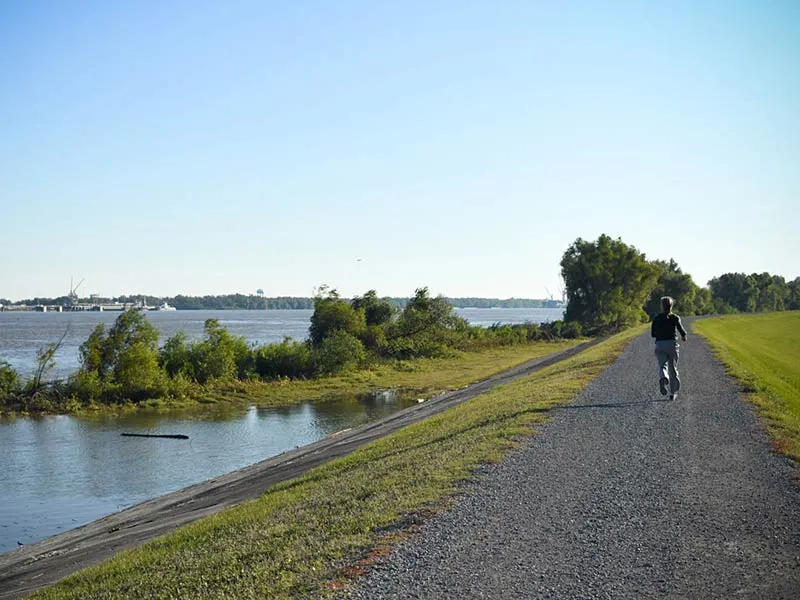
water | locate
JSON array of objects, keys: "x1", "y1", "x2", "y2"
[
  {"x1": 0, "y1": 308, "x2": 564, "y2": 379},
  {"x1": 0, "y1": 307, "x2": 564, "y2": 554},
  {"x1": 0, "y1": 390, "x2": 414, "y2": 554}
]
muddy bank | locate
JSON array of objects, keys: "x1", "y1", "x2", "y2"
[{"x1": 0, "y1": 339, "x2": 599, "y2": 600}]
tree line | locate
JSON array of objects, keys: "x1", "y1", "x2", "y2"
[{"x1": 561, "y1": 234, "x2": 799, "y2": 334}]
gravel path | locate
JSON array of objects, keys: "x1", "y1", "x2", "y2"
[{"x1": 342, "y1": 325, "x2": 800, "y2": 599}]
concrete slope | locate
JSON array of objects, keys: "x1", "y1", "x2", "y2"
[{"x1": 344, "y1": 326, "x2": 800, "y2": 599}]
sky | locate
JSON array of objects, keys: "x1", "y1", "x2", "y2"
[{"x1": 1, "y1": 0, "x2": 798, "y2": 301}]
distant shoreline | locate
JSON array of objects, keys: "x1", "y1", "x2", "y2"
[{"x1": 1, "y1": 298, "x2": 565, "y2": 311}]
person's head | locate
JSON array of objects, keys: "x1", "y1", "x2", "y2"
[{"x1": 661, "y1": 296, "x2": 674, "y2": 314}]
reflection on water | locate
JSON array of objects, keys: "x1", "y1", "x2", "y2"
[{"x1": 0, "y1": 390, "x2": 414, "y2": 554}]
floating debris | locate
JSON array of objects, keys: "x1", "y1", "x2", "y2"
[{"x1": 121, "y1": 433, "x2": 189, "y2": 440}]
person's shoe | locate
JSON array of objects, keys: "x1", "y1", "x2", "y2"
[
  {"x1": 659, "y1": 378, "x2": 669, "y2": 396},
  {"x1": 669, "y1": 392, "x2": 677, "y2": 401}
]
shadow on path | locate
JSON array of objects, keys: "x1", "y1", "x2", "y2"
[{"x1": 561, "y1": 398, "x2": 671, "y2": 410}]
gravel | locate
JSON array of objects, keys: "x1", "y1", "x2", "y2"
[{"x1": 341, "y1": 325, "x2": 800, "y2": 599}]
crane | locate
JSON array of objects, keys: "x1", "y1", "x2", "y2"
[{"x1": 68, "y1": 277, "x2": 85, "y2": 307}]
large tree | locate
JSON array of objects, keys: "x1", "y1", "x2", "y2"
[
  {"x1": 561, "y1": 235, "x2": 660, "y2": 333},
  {"x1": 645, "y1": 259, "x2": 712, "y2": 316}
]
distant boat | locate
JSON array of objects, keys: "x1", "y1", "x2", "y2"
[{"x1": 151, "y1": 302, "x2": 177, "y2": 311}]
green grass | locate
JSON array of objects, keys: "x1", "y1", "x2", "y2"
[
  {"x1": 31, "y1": 328, "x2": 639, "y2": 600},
  {"x1": 694, "y1": 311, "x2": 800, "y2": 461}
]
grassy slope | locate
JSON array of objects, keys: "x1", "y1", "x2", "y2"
[
  {"x1": 694, "y1": 312, "x2": 800, "y2": 461},
  {"x1": 32, "y1": 328, "x2": 640, "y2": 600}
]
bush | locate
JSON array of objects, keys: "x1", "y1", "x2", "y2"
[
  {"x1": 187, "y1": 319, "x2": 253, "y2": 383},
  {"x1": 359, "y1": 325, "x2": 388, "y2": 353},
  {"x1": 254, "y1": 339, "x2": 315, "y2": 380},
  {"x1": 67, "y1": 370, "x2": 105, "y2": 404},
  {"x1": 315, "y1": 330, "x2": 366, "y2": 375},
  {"x1": 114, "y1": 342, "x2": 168, "y2": 401},
  {"x1": 560, "y1": 321, "x2": 583, "y2": 339},
  {"x1": 159, "y1": 331, "x2": 193, "y2": 378},
  {"x1": 0, "y1": 361, "x2": 20, "y2": 400}
]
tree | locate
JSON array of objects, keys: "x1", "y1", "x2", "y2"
[
  {"x1": 561, "y1": 235, "x2": 660, "y2": 333},
  {"x1": 75, "y1": 309, "x2": 163, "y2": 401},
  {"x1": 309, "y1": 287, "x2": 366, "y2": 346},
  {"x1": 351, "y1": 290, "x2": 394, "y2": 326},
  {"x1": 645, "y1": 259, "x2": 709, "y2": 316},
  {"x1": 787, "y1": 278, "x2": 800, "y2": 310},
  {"x1": 386, "y1": 287, "x2": 470, "y2": 357}
]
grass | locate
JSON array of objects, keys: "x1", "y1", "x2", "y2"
[
  {"x1": 694, "y1": 311, "x2": 800, "y2": 461},
  {"x1": 31, "y1": 327, "x2": 639, "y2": 600}
]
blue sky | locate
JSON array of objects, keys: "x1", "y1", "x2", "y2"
[{"x1": 1, "y1": 0, "x2": 798, "y2": 301}]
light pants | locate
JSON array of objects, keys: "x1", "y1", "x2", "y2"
[{"x1": 654, "y1": 340, "x2": 680, "y2": 393}]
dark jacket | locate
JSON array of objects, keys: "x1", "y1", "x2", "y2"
[{"x1": 651, "y1": 313, "x2": 687, "y2": 341}]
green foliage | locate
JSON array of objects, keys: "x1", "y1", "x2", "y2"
[
  {"x1": 708, "y1": 272, "x2": 796, "y2": 313},
  {"x1": 72, "y1": 309, "x2": 164, "y2": 403},
  {"x1": 645, "y1": 259, "x2": 713, "y2": 316},
  {"x1": 385, "y1": 287, "x2": 470, "y2": 358},
  {"x1": 113, "y1": 341, "x2": 167, "y2": 401},
  {"x1": 309, "y1": 287, "x2": 366, "y2": 347},
  {"x1": 3, "y1": 282, "x2": 600, "y2": 414},
  {"x1": 159, "y1": 331, "x2": 192, "y2": 378},
  {"x1": 314, "y1": 330, "x2": 367, "y2": 374},
  {"x1": 559, "y1": 320, "x2": 583, "y2": 339},
  {"x1": 788, "y1": 278, "x2": 800, "y2": 310},
  {"x1": 189, "y1": 319, "x2": 253, "y2": 382},
  {"x1": 561, "y1": 235, "x2": 660, "y2": 334},
  {"x1": 351, "y1": 290, "x2": 394, "y2": 326},
  {"x1": 160, "y1": 319, "x2": 255, "y2": 384},
  {"x1": 0, "y1": 361, "x2": 20, "y2": 400},
  {"x1": 254, "y1": 339, "x2": 316, "y2": 380}
]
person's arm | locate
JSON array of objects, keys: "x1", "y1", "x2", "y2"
[
  {"x1": 676, "y1": 316, "x2": 687, "y2": 341},
  {"x1": 651, "y1": 315, "x2": 657, "y2": 338}
]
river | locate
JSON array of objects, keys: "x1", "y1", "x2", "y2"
[{"x1": 0, "y1": 308, "x2": 563, "y2": 554}]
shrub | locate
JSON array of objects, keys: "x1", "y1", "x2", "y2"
[
  {"x1": 315, "y1": 330, "x2": 366, "y2": 375},
  {"x1": 67, "y1": 370, "x2": 106, "y2": 404},
  {"x1": 0, "y1": 361, "x2": 20, "y2": 400},
  {"x1": 159, "y1": 331, "x2": 193, "y2": 378},
  {"x1": 360, "y1": 325, "x2": 388, "y2": 353},
  {"x1": 254, "y1": 339, "x2": 315, "y2": 380},
  {"x1": 189, "y1": 319, "x2": 253, "y2": 383},
  {"x1": 560, "y1": 321, "x2": 583, "y2": 339}
]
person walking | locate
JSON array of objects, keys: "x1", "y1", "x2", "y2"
[{"x1": 651, "y1": 296, "x2": 687, "y2": 400}]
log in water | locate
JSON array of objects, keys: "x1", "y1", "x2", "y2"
[{"x1": 121, "y1": 433, "x2": 189, "y2": 440}]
